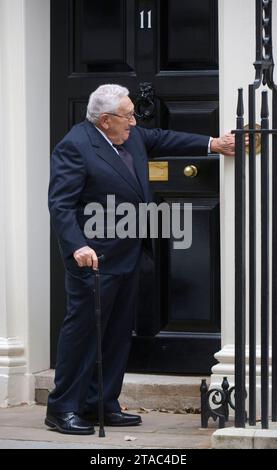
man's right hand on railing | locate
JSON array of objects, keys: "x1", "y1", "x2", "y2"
[{"x1": 210, "y1": 133, "x2": 235, "y2": 156}]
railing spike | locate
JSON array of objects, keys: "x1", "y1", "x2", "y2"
[
  {"x1": 237, "y1": 88, "x2": 244, "y2": 117},
  {"x1": 261, "y1": 90, "x2": 269, "y2": 118}
]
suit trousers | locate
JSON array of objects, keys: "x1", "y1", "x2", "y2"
[{"x1": 47, "y1": 262, "x2": 140, "y2": 414}]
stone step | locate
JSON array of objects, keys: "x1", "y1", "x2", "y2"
[{"x1": 35, "y1": 370, "x2": 209, "y2": 411}]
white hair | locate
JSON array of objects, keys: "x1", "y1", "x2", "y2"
[{"x1": 86, "y1": 84, "x2": 129, "y2": 124}]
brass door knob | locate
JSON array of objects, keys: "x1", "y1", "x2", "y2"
[{"x1": 184, "y1": 165, "x2": 198, "y2": 178}]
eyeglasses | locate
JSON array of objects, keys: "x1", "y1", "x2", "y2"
[{"x1": 105, "y1": 111, "x2": 136, "y2": 121}]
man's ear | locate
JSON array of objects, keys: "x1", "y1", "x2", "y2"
[{"x1": 98, "y1": 114, "x2": 109, "y2": 130}]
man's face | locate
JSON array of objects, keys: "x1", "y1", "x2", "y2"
[{"x1": 100, "y1": 96, "x2": 136, "y2": 145}]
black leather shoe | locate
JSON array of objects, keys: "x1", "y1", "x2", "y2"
[
  {"x1": 83, "y1": 411, "x2": 142, "y2": 426},
  {"x1": 45, "y1": 411, "x2": 95, "y2": 435}
]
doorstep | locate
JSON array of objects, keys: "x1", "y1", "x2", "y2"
[{"x1": 34, "y1": 370, "x2": 209, "y2": 411}]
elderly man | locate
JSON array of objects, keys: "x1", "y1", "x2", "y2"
[{"x1": 46, "y1": 84, "x2": 234, "y2": 435}]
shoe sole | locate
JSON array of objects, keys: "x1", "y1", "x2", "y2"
[
  {"x1": 45, "y1": 418, "x2": 95, "y2": 435},
  {"x1": 86, "y1": 419, "x2": 141, "y2": 426},
  {"x1": 105, "y1": 420, "x2": 142, "y2": 427},
  {"x1": 86, "y1": 418, "x2": 142, "y2": 426}
]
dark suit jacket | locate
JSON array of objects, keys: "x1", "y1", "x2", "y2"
[{"x1": 48, "y1": 120, "x2": 209, "y2": 274}]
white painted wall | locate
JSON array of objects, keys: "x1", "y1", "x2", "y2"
[
  {"x1": 0, "y1": 0, "x2": 50, "y2": 406},
  {"x1": 25, "y1": 0, "x2": 50, "y2": 373},
  {"x1": 219, "y1": 0, "x2": 255, "y2": 350}
]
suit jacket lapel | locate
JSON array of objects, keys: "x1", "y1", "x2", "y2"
[{"x1": 84, "y1": 120, "x2": 145, "y2": 201}]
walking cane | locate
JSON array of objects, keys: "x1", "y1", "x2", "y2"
[{"x1": 94, "y1": 254, "x2": 105, "y2": 437}]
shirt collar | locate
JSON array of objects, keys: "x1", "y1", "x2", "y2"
[{"x1": 95, "y1": 126, "x2": 114, "y2": 148}]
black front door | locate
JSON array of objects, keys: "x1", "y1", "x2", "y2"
[{"x1": 50, "y1": 0, "x2": 220, "y2": 374}]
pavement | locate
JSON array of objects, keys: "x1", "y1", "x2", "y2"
[{"x1": 0, "y1": 404, "x2": 217, "y2": 449}]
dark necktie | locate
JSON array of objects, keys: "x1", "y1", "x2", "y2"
[{"x1": 113, "y1": 145, "x2": 139, "y2": 184}]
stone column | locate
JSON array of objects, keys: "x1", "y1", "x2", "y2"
[{"x1": 0, "y1": 0, "x2": 50, "y2": 406}]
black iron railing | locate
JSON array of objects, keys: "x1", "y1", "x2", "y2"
[
  {"x1": 234, "y1": 0, "x2": 277, "y2": 430},
  {"x1": 201, "y1": 0, "x2": 277, "y2": 429}
]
